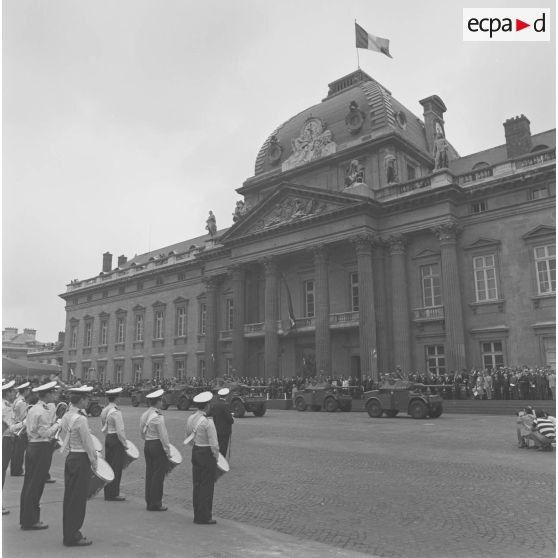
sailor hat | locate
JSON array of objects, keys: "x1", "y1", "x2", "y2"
[
  {"x1": 217, "y1": 388, "x2": 230, "y2": 396},
  {"x1": 2, "y1": 380, "x2": 16, "y2": 390},
  {"x1": 32, "y1": 381, "x2": 58, "y2": 393},
  {"x1": 68, "y1": 385, "x2": 94, "y2": 393},
  {"x1": 193, "y1": 391, "x2": 213, "y2": 404},
  {"x1": 15, "y1": 382, "x2": 30, "y2": 390},
  {"x1": 105, "y1": 387, "x2": 123, "y2": 395},
  {"x1": 146, "y1": 389, "x2": 164, "y2": 399}
]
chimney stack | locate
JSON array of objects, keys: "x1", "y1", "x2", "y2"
[
  {"x1": 503, "y1": 115, "x2": 532, "y2": 159},
  {"x1": 23, "y1": 328, "x2": 36, "y2": 340},
  {"x1": 58, "y1": 331, "x2": 65, "y2": 344},
  {"x1": 117, "y1": 255, "x2": 128, "y2": 267},
  {"x1": 102, "y1": 252, "x2": 113, "y2": 273}
]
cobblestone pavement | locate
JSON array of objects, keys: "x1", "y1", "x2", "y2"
[{"x1": 61, "y1": 409, "x2": 556, "y2": 557}]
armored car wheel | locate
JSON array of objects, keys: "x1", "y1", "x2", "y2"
[
  {"x1": 131, "y1": 397, "x2": 140, "y2": 407},
  {"x1": 231, "y1": 400, "x2": 246, "y2": 418},
  {"x1": 384, "y1": 410, "x2": 399, "y2": 418},
  {"x1": 89, "y1": 404, "x2": 102, "y2": 417},
  {"x1": 295, "y1": 397, "x2": 307, "y2": 412},
  {"x1": 177, "y1": 397, "x2": 190, "y2": 411},
  {"x1": 429, "y1": 406, "x2": 443, "y2": 418},
  {"x1": 324, "y1": 398, "x2": 338, "y2": 412},
  {"x1": 253, "y1": 405, "x2": 266, "y2": 417},
  {"x1": 366, "y1": 399, "x2": 383, "y2": 418},
  {"x1": 409, "y1": 400, "x2": 428, "y2": 419}
]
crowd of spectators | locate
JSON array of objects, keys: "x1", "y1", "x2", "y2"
[{"x1": 3, "y1": 365, "x2": 555, "y2": 402}]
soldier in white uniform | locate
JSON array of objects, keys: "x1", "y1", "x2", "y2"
[
  {"x1": 100, "y1": 387, "x2": 129, "y2": 501},
  {"x1": 3, "y1": 380, "x2": 24, "y2": 515},
  {"x1": 11, "y1": 382, "x2": 31, "y2": 477}
]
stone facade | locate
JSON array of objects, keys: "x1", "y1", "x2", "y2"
[{"x1": 59, "y1": 70, "x2": 556, "y2": 384}]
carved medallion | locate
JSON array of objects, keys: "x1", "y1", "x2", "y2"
[
  {"x1": 267, "y1": 135, "x2": 283, "y2": 165},
  {"x1": 345, "y1": 101, "x2": 366, "y2": 134}
]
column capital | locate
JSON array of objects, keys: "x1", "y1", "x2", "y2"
[
  {"x1": 202, "y1": 276, "x2": 220, "y2": 291},
  {"x1": 388, "y1": 234, "x2": 407, "y2": 255},
  {"x1": 312, "y1": 244, "x2": 329, "y2": 263},
  {"x1": 432, "y1": 220, "x2": 461, "y2": 244},
  {"x1": 260, "y1": 256, "x2": 278, "y2": 275},
  {"x1": 351, "y1": 234, "x2": 375, "y2": 255}
]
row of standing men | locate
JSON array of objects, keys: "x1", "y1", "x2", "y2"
[{"x1": 2, "y1": 379, "x2": 234, "y2": 547}]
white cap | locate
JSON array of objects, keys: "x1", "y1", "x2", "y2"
[
  {"x1": 218, "y1": 388, "x2": 230, "y2": 396},
  {"x1": 146, "y1": 389, "x2": 164, "y2": 399},
  {"x1": 32, "y1": 381, "x2": 58, "y2": 393},
  {"x1": 15, "y1": 382, "x2": 30, "y2": 390},
  {"x1": 2, "y1": 380, "x2": 16, "y2": 390},
  {"x1": 193, "y1": 391, "x2": 213, "y2": 404},
  {"x1": 105, "y1": 387, "x2": 123, "y2": 395},
  {"x1": 68, "y1": 385, "x2": 94, "y2": 394}
]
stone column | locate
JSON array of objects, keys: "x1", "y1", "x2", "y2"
[
  {"x1": 353, "y1": 235, "x2": 378, "y2": 381},
  {"x1": 203, "y1": 277, "x2": 219, "y2": 379},
  {"x1": 231, "y1": 265, "x2": 246, "y2": 375},
  {"x1": 314, "y1": 245, "x2": 331, "y2": 375},
  {"x1": 388, "y1": 235, "x2": 412, "y2": 375},
  {"x1": 433, "y1": 221, "x2": 466, "y2": 373},
  {"x1": 371, "y1": 237, "x2": 389, "y2": 375},
  {"x1": 263, "y1": 258, "x2": 279, "y2": 380}
]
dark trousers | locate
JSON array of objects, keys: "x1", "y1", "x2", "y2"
[
  {"x1": 19, "y1": 442, "x2": 51, "y2": 527},
  {"x1": 144, "y1": 440, "x2": 167, "y2": 509},
  {"x1": 11, "y1": 432, "x2": 27, "y2": 476},
  {"x1": 104, "y1": 434, "x2": 125, "y2": 499},
  {"x1": 63, "y1": 453, "x2": 90, "y2": 544},
  {"x1": 217, "y1": 431, "x2": 231, "y2": 457},
  {"x1": 192, "y1": 446, "x2": 217, "y2": 523},
  {"x1": 3, "y1": 436, "x2": 14, "y2": 488}
]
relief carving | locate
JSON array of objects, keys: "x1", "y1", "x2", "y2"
[
  {"x1": 252, "y1": 197, "x2": 330, "y2": 231},
  {"x1": 282, "y1": 118, "x2": 337, "y2": 171}
]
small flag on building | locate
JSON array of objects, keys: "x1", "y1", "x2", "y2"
[{"x1": 355, "y1": 22, "x2": 393, "y2": 58}]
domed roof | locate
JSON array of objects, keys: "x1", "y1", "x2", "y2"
[{"x1": 254, "y1": 70, "x2": 429, "y2": 176}]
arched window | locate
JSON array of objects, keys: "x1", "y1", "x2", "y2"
[{"x1": 531, "y1": 144, "x2": 549, "y2": 153}]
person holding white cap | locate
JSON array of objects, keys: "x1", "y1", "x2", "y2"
[
  {"x1": 185, "y1": 391, "x2": 220, "y2": 524},
  {"x1": 208, "y1": 388, "x2": 234, "y2": 458},
  {"x1": 140, "y1": 389, "x2": 171, "y2": 511},
  {"x1": 19, "y1": 381, "x2": 60, "y2": 530},
  {"x1": 3, "y1": 380, "x2": 25, "y2": 515},
  {"x1": 59, "y1": 385, "x2": 97, "y2": 547},
  {"x1": 11, "y1": 382, "x2": 31, "y2": 477},
  {"x1": 100, "y1": 387, "x2": 128, "y2": 501}
]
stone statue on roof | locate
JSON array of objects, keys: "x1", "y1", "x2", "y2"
[
  {"x1": 433, "y1": 122, "x2": 449, "y2": 169},
  {"x1": 205, "y1": 211, "x2": 217, "y2": 237}
]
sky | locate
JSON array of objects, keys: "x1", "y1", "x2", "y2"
[{"x1": 3, "y1": 0, "x2": 556, "y2": 342}]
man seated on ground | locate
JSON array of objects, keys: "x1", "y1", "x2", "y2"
[
  {"x1": 516, "y1": 409, "x2": 535, "y2": 448},
  {"x1": 526, "y1": 409, "x2": 556, "y2": 451}
]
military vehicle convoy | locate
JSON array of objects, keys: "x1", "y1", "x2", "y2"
[
  {"x1": 162, "y1": 385, "x2": 209, "y2": 410},
  {"x1": 294, "y1": 386, "x2": 352, "y2": 412},
  {"x1": 224, "y1": 384, "x2": 267, "y2": 418},
  {"x1": 364, "y1": 381, "x2": 443, "y2": 419}
]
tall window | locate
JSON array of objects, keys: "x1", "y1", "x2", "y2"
[
  {"x1": 199, "y1": 303, "x2": 207, "y2": 334},
  {"x1": 304, "y1": 280, "x2": 315, "y2": 317},
  {"x1": 100, "y1": 320, "x2": 108, "y2": 345},
  {"x1": 152, "y1": 361, "x2": 162, "y2": 382},
  {"x1": 350, "y1": 272, "x2": 359, "y2": 311},
  {"x1": 135, "y1": 314, "x2": 144, "y2": 341},
  {"x1": 226, "y1": 358, "x2": 233, "y2": 375},
  {"x1": 421, "y1": 264, "x2": 441, "y2": 307},
  {"x1": 175, "y1": 360, "x2": 185, "y2": 381},
  {"x1": 426, "y1": 345, "x2": 446, "y2": 376},
  {"x1": 481, "y1": 341, "x2": 504, "y2": 369},
  {"x1": 115, "y1": 364, "x2": 123, "y2": 384},
  {"x1": 133, "y1": 362, "x2": 143, "y2": 384},
  {"x1": 534, "y1": 244, "x2": 556, "y2": 294},
  {"x1": 154, "y1": 310, "x2": 164, "y2": 339},
  {"x1": 70, "y1": 325, "x2": 78, "y2": 348},
  {"x1": 176, "y1": 307, "x2": 186, "y2": 337},
  {"x1": 84, "y1": 321, "x2": 93, "y2": 347},
  {"x1": 543, "y1": 337, "x2": 556, "y2": 368},
  {"x1": 198, "y1": 359, "x2": 206, "y2": 378},
  {"x1": 98, "y1": 364, "x2": 105, "y2": 384},
  {"x1": 116, "y1": 317, "x2": 125, "y2": 344},
  {"x1": 226, "y1": 299, "x2": 234, "y2": 330},
  {"x1": 473, "y1": 255, "x2": 498, "y2": 301}
]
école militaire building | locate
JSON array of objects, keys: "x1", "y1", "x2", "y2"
[{"x1": 59, "y1": 70, "x2": 556, "y2": 385}]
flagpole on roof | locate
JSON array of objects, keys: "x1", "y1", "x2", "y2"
[{"x1": 355, "y1": 19, "x2": 360, "y2": 69}]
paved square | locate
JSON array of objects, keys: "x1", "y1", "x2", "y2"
[{"x1": 4, "y1": 408, "x2": 555, "y2": 557}]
